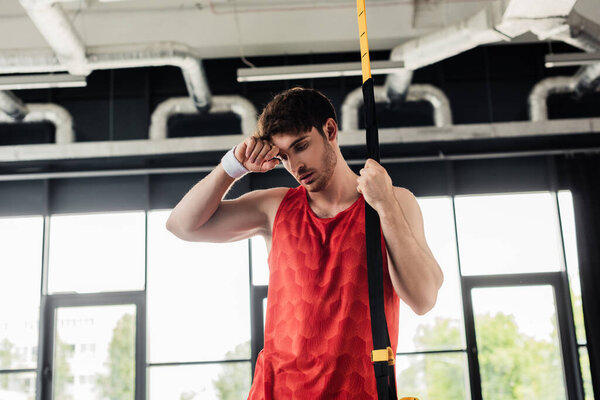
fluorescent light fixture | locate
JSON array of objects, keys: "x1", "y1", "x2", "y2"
[
  {"x1": 545, "y1": 52, "x2": 600, "y2": 68},
  {"x1": 237, "y1": 60, "x2": 405, "y2": 82},
  {"x1": 0, "y1": 73, "x2": 87, "y2": 90}
]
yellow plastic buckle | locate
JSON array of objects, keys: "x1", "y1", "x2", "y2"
[{"x1": 370, "y1": 346, "x2": 395, "y2": 366}]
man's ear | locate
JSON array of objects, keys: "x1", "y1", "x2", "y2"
[{"x1": 323, "y1": 118, "x2": 338, "y2": 142}]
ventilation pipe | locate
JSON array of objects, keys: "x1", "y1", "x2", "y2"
[
  {"x1": 0, "y1": 43, "x2": 212, "y2": 111},
  {"x1": 0, "y1": 91, "x2": 29, "y2": 121},
  {"x1": 0, "y1": 102, "x2": 74, "y2": 144},
  {"x1": 14, "y1": 0, "x2": 212, "y2": 111},
  {"x1": 342, "y1": 84, "x2": 452, "y2": 131},
  {"x1": 18, "y1": 0, "x2": 90, "y2": 76},
  {"x1": 383, "y1": 6, "x2": 506, "y2": 103},
  {"x1": 528, "y1": 63, "x2": 600, "y2": 121},
  {"x1": 149, "y1": 96, "x2": 257, "y2": 140}
]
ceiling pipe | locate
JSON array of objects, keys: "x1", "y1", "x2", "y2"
[
  {"x1": 528, "y1": 63, "x2": 600, "y2": 121},
  {"x1": 0, "y1": 91, "x2": 29, "y2": 121},
  {"x1": 341, "y1": 84, "x2": 452, "y2": 131},
  {"x1": 149, "y1": 95, "x2": 257, "y2": 140},
  {"x1": 18, "y1": 0, "x2": 90, "y2": 76},
  {"x1": 0, "y1": 43, "x2": 212, "y2": 111},
  {"x1": 0, "y1": 102, "x2": 74, "y2": 144},
  {"x1": 384, "y1": 6, "x2": 505, "y2": 104}
]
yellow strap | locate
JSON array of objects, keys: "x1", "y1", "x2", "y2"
[
  {"x1": 356, "y1": 0, "x2": 371, "y2": 83},
  {"x1": 370, "y1": 346, "x2": 395, "y2": 366}
]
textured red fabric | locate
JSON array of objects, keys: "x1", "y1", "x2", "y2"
[{"x1": 248, "y1": 185, "x2": 400, "y2": 399}]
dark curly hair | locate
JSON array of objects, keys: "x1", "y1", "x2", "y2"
[{"x1": 257, "y1": 87, "x2": 337, "y2": 141}]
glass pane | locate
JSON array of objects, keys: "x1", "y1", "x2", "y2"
[
  {"x1": 148, "y1": 363, "x2": 251, "y2": 400},
  {"x1": 580, "y1": 346, "x2": 595, "y2": 400},
  {"x1": 396, "y1": 352, "x2": 469, "y2": 399},
  {"x1": 251, "y1": 236, "x2": 269, "y2": 286},
  {"x1": 48, "y1": 211, "x2": 145, "y2": 294},
  {"x1": 0, "y1": 372, "x2": 36, "y2": 400},
  {"x1": 472, "y1": 286, "x2": 566, "y2": 400},
  {"x1": 148, "y1": 210, "x2": 251, "y2": 363},
  {"x1": 558, "y1": 190, "x2": 587, "y2": 344},
  {"x1": 53, "y1": 305, "x2": 136, "y2": 400},
  {"x1": 398, "y1": 197, "x2": 465, "y2": 352},
  {"x1": 455, "y1": 192, "x2": 562, "y2": 275},
  {"x1": 0, "y1": 216, "x2": 43, "y2": 370}
]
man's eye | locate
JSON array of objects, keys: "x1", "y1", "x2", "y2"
[{"x1": 296, "y1": 143, "x2": 307, "y2": 151}]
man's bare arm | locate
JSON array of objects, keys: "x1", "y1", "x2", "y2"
[{"x1": 165, "y1": 137, "x2": 280, "y2": 243}]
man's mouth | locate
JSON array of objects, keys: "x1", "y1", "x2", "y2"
[{"x1": 300, "y1": 172, "x2": 313, "y2": 184}]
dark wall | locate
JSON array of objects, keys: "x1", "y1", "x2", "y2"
[{"x1": 1, "y1": 41, "x2": 599, "y2": 149}]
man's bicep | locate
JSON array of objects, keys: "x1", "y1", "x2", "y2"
[{"x1": 176, "y1": 190, "x2": 271, "y2": 243}]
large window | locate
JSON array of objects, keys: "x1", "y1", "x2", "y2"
[
  {"x1": 147, "y1": 210, "x2": 252, "y2": 400},
  {"x1": 48, "y1": 211, "x2": 146, "y2": 294},
  {"x1": 0, "y1": 216, "x2": 43, "y2": 400},
  {"x1": 0, "y1": 160, "x2": 596, "y2": 400},
  {"x1": 395, "y1": 197, "x2": 469, "y2": 399}
]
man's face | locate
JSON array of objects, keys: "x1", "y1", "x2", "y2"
[{"x1": 270, "y1": 127, "x2": 337, "y2": 192}]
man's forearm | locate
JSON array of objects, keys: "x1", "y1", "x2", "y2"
[
  {"x1": 378, "y1": 198, "x2": 442, "y2": 314},
  {"x1": 166, "y1": 163, "x2": 235, "y2": 234}
]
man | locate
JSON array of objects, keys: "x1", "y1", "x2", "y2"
[{"x1": 166, "y1": 87, "x2": 443, "y2": 399}]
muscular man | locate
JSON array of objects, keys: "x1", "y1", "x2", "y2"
[{"x1": 166, "y1": 87, "x2": 443, "y2": 399}]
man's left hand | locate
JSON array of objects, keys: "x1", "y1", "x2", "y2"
[{"x1": 356, "y1": 158, "x2": 395, "y2": 213}]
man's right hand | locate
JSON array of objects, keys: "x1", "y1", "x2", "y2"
[{"x1": 234, "y1": 136, "x2": 280, "y2": 173}]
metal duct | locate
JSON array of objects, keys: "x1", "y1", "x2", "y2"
[
  {"x1": 384, "y1": 6, "x2": 504, "y2": 103},
  {"x1": 0, "y1": 91, "x2": 29, "y2": 121},
  {"x1": 18, "y1": 0, "x2": 90, "y2": 76},
  {"x1": 529, "y1": 63, "x2": 600, "y2": 121},
  {"x1": 574, "y1": 62, "x2": 600, "y2": 94},
  {"x1": 0, "y1": 102, "x2": 74, "y2": 144},
  {"x1": 149, "y1": 95, "x2": 257, "y2": 140},
  {"x1": 384, "y1": 69, "x2": 414, "y2": 104},
  {"x1": 388, "y1": 7, "x2": 505, "y2": 71},
  {"x1": 342, "y1": 84, "x2": 452, "y2": 131},
  {"x1": 0, "y1": 42, "x2": 212, "y2": 111},
  {"x1": 406, "y1": 84, "x2": 453, "y2": 126},
  {"x1": 0, "y1": 43, "x2": 212, "y2": 111}
]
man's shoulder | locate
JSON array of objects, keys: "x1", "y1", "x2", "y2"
[{"x1": 248, "y1": 186, "x2": 292, "y2": 213}]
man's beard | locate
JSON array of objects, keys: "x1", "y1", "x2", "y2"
[{"x1": 306, "y1": 141, "x2": 336, "y2": 192}]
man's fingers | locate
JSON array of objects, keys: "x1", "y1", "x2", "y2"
[
  {"x1": 261, "y1": 158, "x2": 280, "y2": 172},
  {"x1": 249, "y1": 140, "x2": 265, "y2": 162},
  {"x1": 256, "y1": 143, "x2": 271, "y2": 164},
  {"x1": 245, "y1": 137, "x2": 256, "y2": 159},
  {"x1": 266, "y1": 146, "x2": 279, "y2": 160}
]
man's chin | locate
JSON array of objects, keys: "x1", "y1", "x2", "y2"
[{"x1": 304, "y1": 177, "x2": 327, "y2": 192}]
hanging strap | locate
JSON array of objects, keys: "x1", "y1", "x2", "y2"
[{"x1": 356, "y1": 1, "x2": 398, "y2": 399}]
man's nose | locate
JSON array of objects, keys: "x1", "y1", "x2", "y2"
[{"x1": 290, "y1": 156, "x2": 304, "y2": 175}]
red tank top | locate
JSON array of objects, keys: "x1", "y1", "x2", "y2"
[{"x1": 248, "y1": 185, "x2": 400, "y2": 399}]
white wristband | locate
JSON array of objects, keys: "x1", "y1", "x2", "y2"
[{"x1": 221, "y1": 146, "x2": 249, "y2": 179}]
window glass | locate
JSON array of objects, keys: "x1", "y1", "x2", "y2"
[
  {"x1": 396, "y1": 352, "x2": 469, "y2": 399},
  {"x1": 579, "y1": 346, "x2": 595, "y2": 400},
  {"x1": 398, "y1": 197, "x2": 465, "y2": 352},
  {"x1": 148, "y1": 362, "x2": 251, "y2": 400},
  {"x1": 557, "y1": 190, "x2": 587, "y2": 344},
  {"x1": 0, "y1": 372, "x2": 36, "y2": 400},
  {"x1": 251, "y1": 236, "x2": 269, "y2": 286},
  {"x1": 0, "y1": 216, "x2": 43, "y2": 370},
  {"x1": 148, "y1": 210, "x2": 251, "y2": 363},
  {"x1": 472, "y1": 285, "x2": 566, "y2": 400},
  {"x1": 53, "y1": 305, "x2": 136, "y2": 400},
  {"x1": 48, "y1": 211, "x2": 146, "y2": 294},
  {"x1": 455, "y1": 192, "x2": 562, "y2": 275}
]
